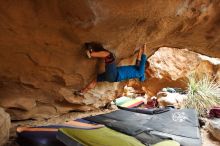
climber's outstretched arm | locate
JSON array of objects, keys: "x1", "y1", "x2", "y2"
[{"x1": 90, "y1": 51, "x2": 110, "y2": 58}]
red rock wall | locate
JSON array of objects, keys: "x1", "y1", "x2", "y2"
[
  {"x1": 0, "y1": 0, "x2": 220, "y2": 119},
  {"x1": 144, "y1": 47, "x2": 220, "y2": 95}
]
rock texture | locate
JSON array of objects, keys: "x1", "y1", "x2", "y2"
[
  {"x1": 0, "y1": 0, "x2": 220, "y2": 119},
  {"x1": 208, "y1": 118, "x2": 220, "y2": 141},
  {"x1": 0, "y1": 108, "x2": 10, "y2": 146},
  {"x1": 1, "y1": 82, "x2": 117, "y2": 120},
  {"x1": 149, "y1": 47, "x2": 220, "y2": 80},
  {"x1": 143, "y1": 47, "x2": 220, "y2": 94}
]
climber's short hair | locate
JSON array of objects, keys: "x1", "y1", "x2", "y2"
[{"x1": 83, "y1": 42, "x2": 106, "y2": 52}]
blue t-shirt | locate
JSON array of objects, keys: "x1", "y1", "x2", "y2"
[{"x1": 116, "y1": 54, "x2": 147, "y2": 82}]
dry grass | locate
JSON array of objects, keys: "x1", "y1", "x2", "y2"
[{"x1": 184, "y1": 73, "x2": 220, "y2": 116}]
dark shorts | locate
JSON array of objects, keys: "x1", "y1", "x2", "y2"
[
  {"x1": 97, "y1": 61, "x2": 118, "y2": 82},
  {"x1": 97, "y1": 54, "x2": 146, "y2": 82}
]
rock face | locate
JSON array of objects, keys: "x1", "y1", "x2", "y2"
[
  {"x1": 143, "y1": 47, "x2": 220, "y2": 94},
  {"x1": 0, "y1": 0, "x2": 220, "y2": 119},
  {"x1": 0, "y1": 108, "x2": 10, "y2": 146},
  {"x1": 1, "y1": 82, "x2": 118, "y2": 120},
  {"x1": 149, "y1": 47, "x2": 220, "y2": 80}
]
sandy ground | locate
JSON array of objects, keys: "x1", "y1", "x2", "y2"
[
  {"x1": 201, "y1": 128, "x2": 220, "y2": 146},
  {"x1": 5, "y1": 108, "x2": 220, "y2": 146}
]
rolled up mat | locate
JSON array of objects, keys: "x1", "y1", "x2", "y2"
[
  {"x1": 114, "y1": 96, "x2": 133, "y2": 106},
  {"x1": 114, "y1": 96, "x2": 144, "y2": 108},
  {"x1": 153, "y1": 140, "x2": 180, "y2": 146},
  {"x1": 120, "y1": 98, "x2": 144, "y2": 108},
  {"x1": 17, "y1": 128, "x2": 65, "y2": 146}
]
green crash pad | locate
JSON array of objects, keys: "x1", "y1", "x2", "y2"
[
  {"x1": 153, "y1": 140, "x2": 180, "y2": 146},
  {"x1": 59, "y1": 127, "x2": 145, "y2": 146}
]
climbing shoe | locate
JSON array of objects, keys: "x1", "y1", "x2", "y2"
[{"x1": 74, "y1": 90, "x2": 84, "y2": 96}]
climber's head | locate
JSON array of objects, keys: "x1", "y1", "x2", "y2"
[{"x1": 83, "y1": 42, "x2": 106, "y2": 52}]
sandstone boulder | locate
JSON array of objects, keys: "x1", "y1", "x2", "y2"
[
  {"x1": 0, "y1": 0, "x2": 220, "y2": 119},
  {"x1": 143, "y1": 47, "x2": 220, "y2": 94}
]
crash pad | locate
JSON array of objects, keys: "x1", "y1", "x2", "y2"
[
  {"x1": 115, "y1": 96, "x2": 144, "y2": 108},
  {"x1": 153, "y1": 140, "x2": 180, "y2": 146},
  {"x1": 84, "y1": 109, "x2": 202, "y2": 146},
  {"x1": 57, "y1": 127, "x2": 145, "y2": 146}
]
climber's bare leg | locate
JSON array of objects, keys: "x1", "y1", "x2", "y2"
[
  {"x1": 80, "y1": 78, "x2": 97, "y2": 93},
  {"x1": 136, "y1": 44, "x2": 147, "y2": 67},
  {"x1": 137, "y1": 47, "x2": 143, "y2": 60}
]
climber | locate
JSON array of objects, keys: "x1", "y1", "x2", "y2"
[{"x1": 74, "y1": 42, "x2": 149, "y2": 96}]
